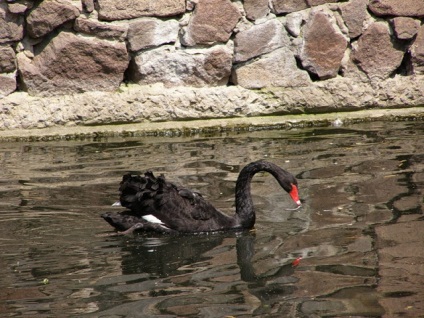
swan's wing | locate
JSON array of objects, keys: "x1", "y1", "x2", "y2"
[
  {"x1": 119, "y1": 173, "x2": 214, "y2": 216},
  {"x1": 177, "y1": 188, "x2": 215, "y2": 220},
  {"x1": 156, "y1": 186, "x2": 220, "y2": 221},
  {"x1": 118, "y1": 173, "x2": 233, "y2": 232},
  {"x1": 154, "y1": 190, "x2": 234, "y2": 232}
]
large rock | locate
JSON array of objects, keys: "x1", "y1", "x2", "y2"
[
  {"x1": 181, "y1": 0, "x2": 241, "y2": 46},
  {"x1": 18, "y1": 32, "x2": 129, "y2": 96},
  {"x1": 128, "y1": 44, "x2": 233, "y2": 87},
  {"x1": 232, "y1": 47, "x2": 311, "y2": 89},
  {"x1": 26, "y1": 0, "x2": 80, "y2": 38},
  {"x1": 7, "y1": 1, "x2": 33, "y2": 14},
  {"x1": 234, "y1": 19, "x2": 290, "y2": 63},
  {"x1": 97, "y1": 0, "x2": 185, "y2": 21},
  {"x1": 0, "y1": 74, "x2": 16, "y2": 97},
  {"x1": 272, "y1": 0, "x2": 339, "y2": 14},
  {"x1": 391, "y1": 17, "x2": 420, "y2": 40},
  {"x1": 369, "y1": 0, "x2": 424, "y2": 17},
  {"x1": 0, "y1": 45, "x2": 16, "y2": 73},
  {"x1": 0, "y1": 4, "x2": 24, "y2": 44},
  {"x1": 127, "y1": 18, "x2": 179, "y2": 52},
  {"x1": 308, "y1": 0, "x2": 339, "y2": 4},
  {"x1": 73, "y1": 17, "x2": 128, "y2": 41},
  {"x1": 243, "y1": 0, "x2": 270, "y2": 21},
  {"x1": 339, "y1": 0, "x2": 369, "y2": 39},
  {"x1": 0, "y1": 34, "x2": 18, "y2": 97},
  {"x1": 81, "y1": 0, "x2": 94, "y2": 13},
  {"x1": 352, "y1": 22, "x2": 405, "y2": 80},
  {"x1": 300, "y1": 8, "x2": 348, "y2": 79},
  {"x1": 410, "y1": 26, "x2": 424, "y2": 75},
  {"x1": 271, "y1": 0, "x2": 308, "y2": 14},
  {"x1": 285, "y1": 11, "x2": 308, "y2": 37}
]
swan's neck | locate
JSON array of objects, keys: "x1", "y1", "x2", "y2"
[
  {"x1": 234, "y1": 161, "x2": 295, "y2": 229},
  {"x1": 234, "y1": 164, "x2": 258, "y2": 229}
]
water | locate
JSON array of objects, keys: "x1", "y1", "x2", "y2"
[{"x1": 0, "y1": 120, "x2": 423, "y2": 317}]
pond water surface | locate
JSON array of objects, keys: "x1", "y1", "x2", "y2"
[{"x1": 0, "y1": 120, "x2": 423, "y2": 317}]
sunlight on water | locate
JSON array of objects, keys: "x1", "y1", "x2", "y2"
[{"x1": 0, "y1": 120, "x2": 423, "y2": 317}]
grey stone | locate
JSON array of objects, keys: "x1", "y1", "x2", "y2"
[
  {"x1": 285, "y1": 11, "x2": 307, "y2": 37},
  {"x1": 271, "y1": 0, "x2": 308, "y2": 14},
  {"x1": 272, "y1": 0, "x2": 340, "y2": 15},
  {"x1": 234, "y1": 19, "x2": 289, "y2": 63},
  {"x1": 97, "y1": 0, "x2": 186, "y2": 21},
  {"x1": 232, "y1": 47, "x2": 311, "y2": 88},
  {"x1": 74, "y1": 17, "x2": 128, "y2": 41},
  {"x1": 243, "y1": 0, "x2": 270, "y2": 21},
  {"x1": 307, "y1": 0, "x2": 339, "y2": 5},
  {"x1": 128, "y1": 44, "x2": 233, "y2": 87},
  {"x1": 127, "y1": 18, "x2": 179, "y2": 52}
]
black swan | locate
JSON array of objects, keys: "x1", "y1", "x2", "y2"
[{"x1": 101, "y1": 160, "x2": 301, "y2": 234}]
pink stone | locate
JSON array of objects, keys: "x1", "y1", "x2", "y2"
[
  {"x1": 391, "y1": 17, "x2": 420, "y2": 40},
  {"x1": 352, "y1": 22, "x2": 405, "y2": 80},
  {"x1": 300, "y1": 9, "x2": 347, "y2": 79},
  {"x1": 26, "y1": 0, "x2": 80, "y2": 38},
  {"x1": 369, "y1": 0, "x2": 424, "y2": 17},
  {"x1": 182, "y1": 0, "x2": 241, "y2": 46}
]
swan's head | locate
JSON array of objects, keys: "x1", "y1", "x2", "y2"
[
  {"x1": 277, "y1": 172, "x2": 301, "y2": 206},
  {"x1": 239, "y1": 160, "x2": 302, "y2": 206}
]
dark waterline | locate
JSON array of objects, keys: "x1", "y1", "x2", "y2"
[{"x1": 0, "y1": 120, "x2": 423, "y2": 317}]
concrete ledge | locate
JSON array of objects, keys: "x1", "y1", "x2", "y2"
[
  {"x1": 0, "y1": 106, "x2": 423, "y2": 142},
  {"x1": 1, "y1": 76, "x2": 423, "y2": 141}
]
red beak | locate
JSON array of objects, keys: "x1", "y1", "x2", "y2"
[{"x1": 289, "y1": 184, "x2": 301, "y2": 206}]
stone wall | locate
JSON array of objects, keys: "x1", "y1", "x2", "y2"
[{"x1": 1, "y1": 0, "x2": 424, "y2": 128}]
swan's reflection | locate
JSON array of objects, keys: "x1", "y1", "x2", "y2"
[
  {"x1": 118, "y1": 233, "x2": 226, "y2": 277},
  {"x1": 236, "y1": 234, "x2": 296, "y2": 282},
  {"x1": 116, "y1": 231, "x2": 298, "y2": 287}
]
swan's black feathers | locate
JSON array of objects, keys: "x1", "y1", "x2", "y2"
[
  {"x1": 107, "y1": 171, "x2": 233, "y2": 232},
  {"x1": 101, "y1": 161, "x2": 301, "y2": 234}
]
